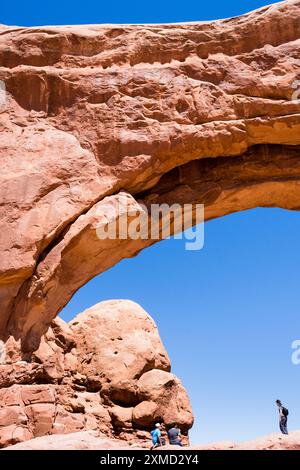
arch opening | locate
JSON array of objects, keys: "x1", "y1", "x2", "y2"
[{"x1": 59, "y1": 207, "x2": 300, "y2": 444}]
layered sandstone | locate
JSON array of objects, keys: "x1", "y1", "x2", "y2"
[
  {"x1": 5, "y1": 429, "x2": 300, "y2": 451},
  {"x1": 1, "y1": 1, "x2": 300, "y2": 348},
  {"x1": 0, "y1": 300, "x2": 193, "y2": 448}
]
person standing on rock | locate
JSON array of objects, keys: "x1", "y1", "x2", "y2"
[
  {"x1": 167, "y1": 423, "x2": 183, "y2": 446},
  {"x1": 150, "y1": 423, "x2": 165, "y2": 449},
  {"x1": 276, "y1": 400, "x2": 289, "y2": 435}
]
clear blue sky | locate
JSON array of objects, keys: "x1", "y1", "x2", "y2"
[
  {"x1": 5, "y1": 0, "x2": 299, "y2": 445},
  {"x1": 2, "y1": 0, "x2": 280, "y2": 25},
  {"x1": 61, "y1": 208, "x2": 300, "y2": 444}
]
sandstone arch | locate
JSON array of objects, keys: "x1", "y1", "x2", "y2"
[{"x1": 1, "y1": 0, "x2": 300, "y2": 350}]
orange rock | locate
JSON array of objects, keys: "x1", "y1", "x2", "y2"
[
  {"x1": 21, "y1": 385, "x2": 56, "y2": 406},
  {"x1": 52, "y1": 405, "x2": 85, "y2": 435},
  {"x1": 25, "y1": 404, "x2": 56, "y2": 437},
  {"x1": 69, "y1": 300, "x2": 171, "y2": 389},
  {"x1": 0, "y1": 300, "x2": 193, "y2": 447},
  {"x1": 132, "y1": 401, "x2": 158, "y2": 427},
  {"x1": 109, "y1": 406, "x2": 133, "y2": 430},
  {"x1": 5, "y1": 429, "x2": 300, "y2": 450},
  {"x1": 0, "y1": 1, "x2": 299, "y2": 347},
  {"x1": 137, "y1": 370, "x2": 194, "y2": 431},
  {"x1": 0, "y1": 406, "x2": 28, "y2": 428},
  {"x1": 0, "y1": 425, "x2": 32, "y2": 448}
]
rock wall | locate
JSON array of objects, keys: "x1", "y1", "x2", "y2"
[
  {"x1": 0, "y1": 300, "x2": 193, "y2": 448},
  {"x1": 0, "y1": 1, "x2": 300, "y2": 349}
]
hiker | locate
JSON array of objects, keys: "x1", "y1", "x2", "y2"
[
  {"x1": 276, "y1": 400, "x2": 289, "y2": 435},
  {"x1": 167, "y1": 423, "x2": 183, "y2": 446},
  {"x1": 150, "y1": 423, "x2": 165, "y2": 449}
]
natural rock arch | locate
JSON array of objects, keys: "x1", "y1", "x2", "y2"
[{"x1": 1, "y1": 0, "x2": 300, "y2": 350}]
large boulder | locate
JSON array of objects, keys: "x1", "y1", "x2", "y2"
[
  {"x1": 135, "y1": 369, "x2": 194, "y2": 432},
  {"x1": 0, "y1": 300, "x2": 193, "y2": 448},
  {"x1": 69, "y1": 300, "x2": 170, "y2": 393}
]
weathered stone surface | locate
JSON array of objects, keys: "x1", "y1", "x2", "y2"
[
  {"x1": 21, "y1": 385, "x2": 56, "y2": 405},
  {"x1": 0, "y1": 1, "x2": 300, "y2": 348},
  {"x1": 52, "y1": 406, "x2": 85, "y2": 435},
  {"x1": 70, "y1": 300, "x2": 171, "y2": 390},
  {"x1": 25, "y1": 404, "x2": 56, "y2": 437},
  {"x1": 0, "y1": 425, "x2": 32, "y2": 448},
  {"x1": 0, "y1": 385, "x2": 23, "y2": 407},
  {"x1": 132, "y1": 401, "x2": 158, "y2": 427},
  {"x1": 3, "y1": 431, "x2": 138, "y2": 450},
  {"x1": 0, "y1": 406, "x2": 28, "y2": 427},
  {"x1": 5, "y1": 429, "x2": 300, "y2": 451},
  {"x1": 109, "y1": 406, "x2": 133, "y2": 430},
  {"x1": 137, "y1": 370, "x2": 194, "y2": 431},
  {"x1": 0, "y1": 300, "x2": 193, "y2": 447}
]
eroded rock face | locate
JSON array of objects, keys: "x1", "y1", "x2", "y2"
[
  {"x1": 5, "y1": 429, "x2": 300, "y2": 451},
  {"x1": 1, "y1": 1, "x2": 300, "y2": 348},
  {"x1": 0, "y1": 300, "x2": 193, "y2": 448}
]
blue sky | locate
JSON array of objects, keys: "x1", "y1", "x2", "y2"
[
  {"x1": 61, "y1": 208, "x2": 300, "y2": 444},
  {"x1": 4, "y1": 0, "x2": 300, "y2": 445},
  {"x1": 2, "y1": 0, "x2": 280, "y2": 26}
]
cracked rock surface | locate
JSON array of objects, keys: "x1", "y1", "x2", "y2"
[
  {"x1": 1, "y1": 0, "x2": 300, "y2": 348},
  {"x1": 0, "y1": 300, "x2": 193, "y2": 448}
]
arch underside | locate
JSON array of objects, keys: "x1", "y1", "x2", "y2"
[{"x1": 1, "y1": 0, "x2": 300, "y2": 350}]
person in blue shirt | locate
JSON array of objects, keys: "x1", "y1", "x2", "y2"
[
  {"x1": 150, "y1": 423, "x2": 164, "y2": 449},
  {"x1": 167, "y1": 423, "x2": 183, "y2": 446}
]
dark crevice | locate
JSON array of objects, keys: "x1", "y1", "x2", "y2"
[{"x1": 136, "y1": 144, "x2": 300, "y2": 202}]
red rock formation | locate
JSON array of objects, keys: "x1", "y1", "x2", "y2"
[
  {"x1": 5, "y1": 429, "x2": 300, "y2": 450},
  {"x1": 1, "y1": 1, "x2": 300, "y2": 350},
  {"x1": 0, "y1": 300, "x2": 193, "y2": 448}
]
